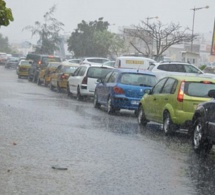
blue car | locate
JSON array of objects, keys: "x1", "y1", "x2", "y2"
[{"x1": 93, "y1": 68, "x2": 157, "y2": 114}]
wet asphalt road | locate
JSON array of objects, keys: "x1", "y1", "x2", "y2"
[{"x1": 1, "y1": 66, "x2": 215, "y2": 195}]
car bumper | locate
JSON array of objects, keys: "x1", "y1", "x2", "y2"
[{"x1": 112, "y1": 96, "x2": 140, "y2": 110}]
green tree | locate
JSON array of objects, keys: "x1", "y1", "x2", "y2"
[
  {"x1": 23, "y1": 5, "x2": 64, "y2": 55},
  {"x1": 0, "y1": 33, "x2": 12, "y2": 53},
  {"x1": 67, "y1": 18, "x2": 124, "y2": 58},
  {"x1": 0, "y1": 0, "x2": 13, "y2": 26}
]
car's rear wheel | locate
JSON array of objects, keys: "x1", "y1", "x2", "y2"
[
  {"x1": 77, "y1": 87, "x2": 83, "y2": 101},
  {"x1": 93, "y1": 93, "x2": 101, "y2": 108},
  {"x1": 192, "y1": 118, "x2": 213, "y2": 154},
  {"x1": 67, "y1": 83, "x2": 72, "y2": 97},
  {"x1": 49, "y1": 80, "x2": 54, "y2": 91},
  {"x1": 137, "y1": 106, "x2": 148, "y2": 126},
  {"x1": 107, "y1": 97, "x2": 115, "y2": 114},
  {"x1": 163, "y1": 111, "x2": 175, "y2": 135},
  {"x1": 37, "y1": 77, "x2": 41, "y2": 86},
  {"x1": 57, "y1": 82, "x2": 61, "y2": 93}
]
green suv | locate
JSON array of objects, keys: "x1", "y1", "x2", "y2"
[{"x1": 137, "y1": 75, "x2": 215, "y2": 135}]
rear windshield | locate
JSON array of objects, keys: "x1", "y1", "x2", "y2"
[
  {"x1": 120, "y1": 73, "x2": 157, "y2": 87},
  {"x1": 185, "y1": 82, "x2": 215, "y2": 97},
  {"x1": 49, "y1": 63, "x2": 62, "y2": 68},
  {"x1": 20, "y1": 61, "x2": 31, "y2": 66},
  {"x1": 87, "y1": 59, "x2": 109, "y2": 64},
  {"x1": 62, "y1": 66, "x2": 78, "y2": 73},
  {"x1": 42, "y1": 57, "x2": 61, "y2": 65},
  {"x1": 87, "y1": 67, "x2": 113, "y2": 78}
]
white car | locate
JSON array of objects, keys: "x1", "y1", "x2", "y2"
[
  {"x1": 67, "y1": 64, "x2": 114, "y2": 100},
  {"x1": 147, "y1": 61, "x2": 207, "y2": 80},
  {"x1": 80, "y1": 57, "x2": 109, "y2": 65}
]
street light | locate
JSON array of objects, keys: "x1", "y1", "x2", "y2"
[
  {"x1": 146, "y1": 16, "x2": 159, "y2": 25},
  {"x1": 190, "y1": 5, "x2": 209, "y2": 52}
]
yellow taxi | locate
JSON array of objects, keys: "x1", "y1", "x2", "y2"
[
  {"x1": 49, "y1": 62, "x2": 79, "y2": 92},
  {"x1": 17, "y1": 60, "x2": 32, "y2": 78},
  {"x1": 37, "y1": 62, "x2": 62, "y2": 86}
]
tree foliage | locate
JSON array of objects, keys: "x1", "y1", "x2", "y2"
[
  {"x1": 23, "y1": 5, "x2": 64, "y2": 55},
  {"x1": 0, "y1": 0, "x2": 13, "y2": 26},
  {"x1": 0, "y1": 33, "x2": 12, "y2": 53},
  {"x1": 67, "y1": 18, "x2": 124, "y2": 58},
  {"x1": 125, "y1": 21, "x2": 195, "y2": 60}
]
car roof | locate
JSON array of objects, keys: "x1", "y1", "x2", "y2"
[
  {"x1": 115, "y1": 68, "x2": 156, "y2": 76},
  {"x1": 164, "y1": 75, "x2": 215, "y2": 82},
  {"x1": 79, "y1": 64, "x2": 114, "y2": 68}
]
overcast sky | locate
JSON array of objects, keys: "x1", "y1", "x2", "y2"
[{"x1": 1, "y1": 0, "x2": 215, "y2": 44}]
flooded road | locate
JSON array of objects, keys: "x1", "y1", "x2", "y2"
[{"x1": 0, "y1": 67, "x2": 215, "y2": 195}]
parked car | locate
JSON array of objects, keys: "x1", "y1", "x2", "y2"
[
  {"x1": 191, "y1": 89, "x2": 215, "y2": 154},
  {"x1": 137, "y1": 75, "x2": 215, "y2": 135},
  {"x1": 103, "y1": 60, "x2": 115, "y2": 67},
  {"x1": 17, "y1": 60, "x2": 32, "y2": 78},
  {"x1": 26, "y1": 53, "x2": 61, "y2": 82},
  {"x1": 115, "y1": 56, "x2": 156, "y2": 70},
  {"x1": 63, "y1": 59, "x2": 81, "y2": 65},
  {"x1": 67, "y1": 64, "x2": 114, "y2": 100},
  {"x1": 49, "y1": 63, "x2": 79, "y2": 92},
  {"x1": 37, "y1": 62, "x2": 62, "y2": 86},
  {"x1": 80, "y1": 57, "x2": 109, "y2": 65},
  {"x1": 148, "y1": 61, "x2": 205, "y2": 80},
  {"x1": 94, "y1": 68, "x2": 157, "y2": 114},
  {"x1": 5, "y1": 57, "x2": 19, "y2": 69},
  {"x1": 0, "y1": 52, "x2": 8, "y2": 65},
  {"x1": 203, "y1": 66, "x2": 215, "y2": 74}
]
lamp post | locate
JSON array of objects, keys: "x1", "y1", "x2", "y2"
[
  {"x1": 190, "y1": 5, "x2": 209, "y2": 52},
  {"x1": 146, "y1": 16, "x2": 159, "y2": 26}
]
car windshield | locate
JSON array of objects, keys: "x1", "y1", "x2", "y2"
[
  {"x1": 185, "y1": 82, "x2": 215, "y2": 97},
  {"x1": 87, "y1": 67, "x2": 113, "y2": 78},
  {"x1": 120, "y1": 73, "x2": 157, "y2": 86}
]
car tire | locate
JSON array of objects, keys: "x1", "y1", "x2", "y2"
[
  {"x1": 44, "y1": 80, "x2": 48, "y2": 87},
  {"x1": 57, "y1": 82, "x2": 61, "y2": 93},
  {"x1": 93, "y1": 92, "x2": 101, "y2": 108},
  {"x1": 49, "y1": 80, "x2": 54, "y2": 91},
  {"x1": 67, "y1": 83, "x2": 72, "y2": 97},
  {"x1": 107, "y1": 97, "x2": 115, "y2": 114},
  {"x1": 192, "y1": 118, "x2": 213, "y2": 154},
  {"x1": 76, "y1": 87, "x2": 83, "y2": 101},
  {"x1": 137, "y1": 106, "x2": 148, "y2": 126},
  {"x1": 163, "y1": 111, "x2": 175, "y2": 135},
  {"x1": 37, "y1": 77, "x2": 41, "y2": 86}
]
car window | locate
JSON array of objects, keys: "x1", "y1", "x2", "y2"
[
  {"x1": 184, "y1": 82, "x2": 215, "y2": 97},
  {"x1": 184, "y1": 65, "x2": 202, "y2": 73},
  {"x1": 87, "y1": 67, "x2": 113, "y2": 78},
  {"x1": 73, "y1": 67, "x2": 81, "y2": 76},
  {"x1": 120, "y1": 73, "x2": 156, "y2": 86},
  {"x1": 147, "y1": 64, "x2": 155, "y2": 71},
  {"x1": 161, "y1": 78, "x2": 177, "y2": 94},
  {"x1": 108, "y1": 71, "x2": 118, "y2": 83},
  {"x1": 104, "y1": 71, "x2": 113, "y2": 83},
  {"x1": 78, "y1": 66, "x2": 87, "y2": 76},
  {"x1": 62, "y1": 66, "x2": 78, "y2": 73},
  {"x1": 152, "y1": 78, "x2": 167, "y2": 94},
  {"x1": 55, "y1": 65, "x2": 62, "y2": 73}
]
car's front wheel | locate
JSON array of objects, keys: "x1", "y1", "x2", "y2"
[
  {"x1": 192, "y1": 118, "x2": 213, "y2": 154},
  {"x1": 76, "y1": 87, "x2": 83, "y2": 101},
  {"x1": 163, "y1": 111, "x2": 175, "y2": 135},
  {"x1": 93, "y1": 93, "x2": 101, "y2": 108},
  {"x1": 107, "y1": 97, "x2": 115, "y2": 114},
  {"x1": 49, "y1": 80, "x2": 54, "y2": 91},
  {"x1": 137, "y1": 106, "x2": 148, "y2": 126}
]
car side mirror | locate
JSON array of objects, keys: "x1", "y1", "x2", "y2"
[
  {"x1": 208, "y1": 89, "x2": 215, "y2": 98},
  {"x1": 144, "y1": 89, "x2": 151, "y2": 94}
]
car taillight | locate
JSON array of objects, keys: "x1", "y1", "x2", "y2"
[
  {"x1": 61, "y1": 74, "x2": 68, "y2": 79},
  {"x1": 82, "y1": 76, "x2": 87, "y2": 84},
  {"x1": 113, "y1": 86, "x2": 124, "y2": 94},
  {"x1": 177, "y1": 81, "x2": 185, "y2": 102},
  {"x1": 38, "y1": 60, "x2": 42, "y2": 65}
]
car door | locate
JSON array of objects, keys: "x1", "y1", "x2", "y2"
[
  {"x1": 207, "y1": 103, "x2": 215, "y2": 141},
  {"x1": 144, "y1": 78, "x2": 168, "y2": 121},
  {"x1": 70, "y1": 66, "x2": 87, "y2": 94},
  {"x1": 52, "y1": 66, "x2": 62, "y2": 87}
]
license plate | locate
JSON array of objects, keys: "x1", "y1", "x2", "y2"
[{"x1": 131, "y1": 100, "x2": 139, "y2": 105}]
